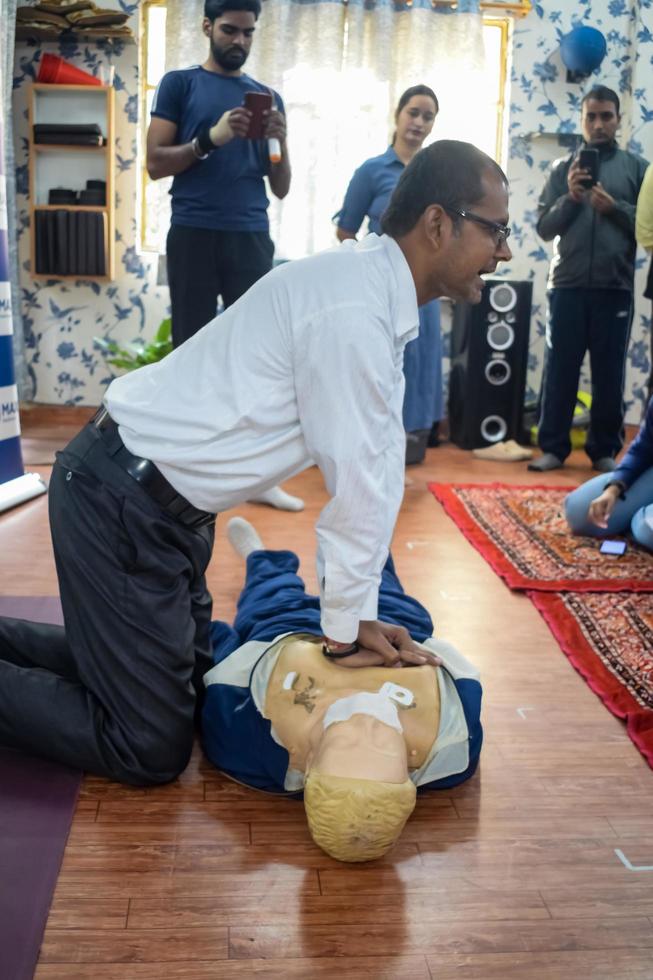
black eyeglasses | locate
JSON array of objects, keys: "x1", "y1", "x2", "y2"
[{"x1": 445, "y1": 207, "x2": 511, "y2": 246}]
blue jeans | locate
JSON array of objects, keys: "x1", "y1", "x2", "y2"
[
  {"x1": 211, "y1": 551, "x2": 434, "y2": 660},
  {"x1": 538, "y1": 288, "x2": 633, "y2": 462},
  {"x1": 565, "y1": 467, "x2": 653, "y2": 550},
  {"x1": 403, "y1": 300, "x2": 443, "y2": 432}
]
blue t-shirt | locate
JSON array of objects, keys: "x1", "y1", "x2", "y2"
[
  {"x1": 151, "y1": 66, "x2": 285, "y2": 231},
  {"x1": 336, "y1": 146, "x2": 404, "y2": 236}
]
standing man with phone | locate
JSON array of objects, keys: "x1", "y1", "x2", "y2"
[
  {"x1": 529, "y1": 86, "x2": 648, "y2": 473},
  {"x1": 146, "y1": 0, "x2": 290, "y2": 348},
  {"x1": 147, "y1": 0, "x2": 300, "y2": 511}
]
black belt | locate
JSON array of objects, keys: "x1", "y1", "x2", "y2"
[{"x1": 92, "y1": 408, "x2": 216, "y2": 530}]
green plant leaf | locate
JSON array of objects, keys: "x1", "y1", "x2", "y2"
[
  {"x1": 108, "y1": 357, "x2": 137, "y2": 370},
  {"x1": 155, "y1": 317, "x2": 172, "y2": 344},
  {"x1": 94, "y1": 337, "x2": 120, "y2": 355},
  {"x1": 94, "y1": 317, "x2": 173, "y2": 373}
]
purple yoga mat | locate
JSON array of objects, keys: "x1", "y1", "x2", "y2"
[
  {"x1": 0, "y1": 596, "x2": 63, "y2": 625},
  {"x1": 0, "y1": 597, "x2": 81, "y2": 980}
]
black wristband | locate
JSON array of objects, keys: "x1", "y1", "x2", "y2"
[
  {"x1": 196, "y1": 126, "x2": 216, "y2": 156},
  {"x1": 605, "y1": 479, "x2": 627, "y2": 500},
  {"x1": 322, "y1": 642, "x2": 360, "y2": 659}
]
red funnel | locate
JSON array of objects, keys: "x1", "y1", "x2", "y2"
[
  {"x1": 37, "y1": 53, "x2": 59, "y2": 82},
  {"x1": 37, "y1": 54, "x2": 102, "y2": 87}
]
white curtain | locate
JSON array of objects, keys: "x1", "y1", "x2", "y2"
[{"x1": 163, "y1": 0, "x2": 487, "y2": 259}]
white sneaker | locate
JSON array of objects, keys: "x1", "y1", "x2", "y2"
[{"x1": 472, "y1": 440, "x2": 533, "y2": 462}]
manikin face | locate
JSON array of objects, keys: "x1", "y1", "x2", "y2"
[
  {"x1": 395, "y1": 95, "x2": 438, "y2": 148},
  {"x1": 309, "y1": 713, "x2": 409, "y2": 784},
  {"x1": 204, "y1": 10, "x2": 256, "y2": 72},
  {"x1": 432, "y1": 169, "x2": 512, "y2": 305},
  {"x1": 581, "y1": 98, "x2": 620, "y2": 146}
]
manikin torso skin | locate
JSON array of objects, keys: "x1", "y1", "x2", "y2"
[{"x1": 264, "y1": 638, "x2": 441, "y2": 778}]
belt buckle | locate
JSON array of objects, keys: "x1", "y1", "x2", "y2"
[
  {"x1": 193, "y1": 512, "x2": 216, "y2": 530},
  {"x1": 175, "y1": 500, "x2": 214, "y2": 530},
  {"x1": 94, "y1": 406, "x2": 110, "y2": 429}
]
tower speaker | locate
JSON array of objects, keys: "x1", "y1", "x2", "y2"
[{"x1": 448, "y1": 279, "x2": 532, "y2": 449}]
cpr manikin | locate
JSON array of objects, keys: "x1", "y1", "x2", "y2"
[{"x1": 202, "y1": 519, "x2": 483, "y2": 863}]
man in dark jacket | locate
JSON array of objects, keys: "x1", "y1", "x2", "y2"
[{"x1": 529, "y1": 85, "x2": 648, "y2": 473}]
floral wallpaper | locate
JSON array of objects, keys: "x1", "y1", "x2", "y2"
[
  {"x1": 10, "y1": 0, "x2": 653, "y2": 422},
  {"x1": 503, "y1": 0, "x2": 653, "y2": 425},
  {"x1": 12, "y1": 0, "x2": 169, "y2": 406}
]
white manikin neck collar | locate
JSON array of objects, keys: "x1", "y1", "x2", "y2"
[{"x1": 322, "y1": 682, "x2": 415, "y2": 734}]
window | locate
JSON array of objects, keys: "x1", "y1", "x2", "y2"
[
  {"x1": 139, "y1": 3, "x2": 512, "y2": 254},
  {"x1": 140, "y1": 0, "x2": 168, "y2": 252},
  {"x1": 483, "y1": 18, "x2": 511, "y2": 170}
]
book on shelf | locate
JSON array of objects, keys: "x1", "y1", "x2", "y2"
[
  {"x1": 35, "y1": 208, "x2": 107, "y2": 277},
  {"x1": 33, "y1": 123, "x2": 105, "y2": 146}
]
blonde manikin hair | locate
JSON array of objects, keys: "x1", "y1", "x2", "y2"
[{"x1": 304, "y1": 770, "x2": 417, "y2": 862}]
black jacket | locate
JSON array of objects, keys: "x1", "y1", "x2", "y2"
[{"x1": 537, "y1": 142, "x2": 648, "y2": 292}]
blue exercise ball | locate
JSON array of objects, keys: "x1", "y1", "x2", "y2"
[{"x1": 560, "y1": 26, "x2": 607, "y2": 75}]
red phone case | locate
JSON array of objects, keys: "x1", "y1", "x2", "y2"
[{"x1": 243, "y1": 91, "x2": 273, "y2": 140}]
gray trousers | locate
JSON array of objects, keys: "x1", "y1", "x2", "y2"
[{"x1": 0, "y1": 423, "x2": 214, "y2": 785}]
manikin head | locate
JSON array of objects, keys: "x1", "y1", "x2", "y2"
[
  {"x1": 303, "y1": 685, "x2": 418, "y2": 862},
  {"x1": 203, "y1": 0, "x2": 261, "y2": 74},
  {"x1": 381, "y1": 139, "x2": 512, "y2": 306},
  {"x1": 262, "y1": 634, "x2": 439, "y2": 862}
]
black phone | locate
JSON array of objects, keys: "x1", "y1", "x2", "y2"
[
  {"x1": 599, "y1": 539, "x2": 627, "y2": 556},
  {"x1": 243, "y1": 91, "x2": 273, "y2": 140},
  {"x1": 577, "y1": 147, "x2": 599, "y2": 188}
]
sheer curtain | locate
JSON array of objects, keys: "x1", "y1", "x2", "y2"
[{"x1": 164, "y1": 0, "x2": 487, "y2": 259}]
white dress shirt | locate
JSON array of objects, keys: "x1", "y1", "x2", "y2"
[{"x1": 106, "y1": 234, "x2": 419, "y2": 641}]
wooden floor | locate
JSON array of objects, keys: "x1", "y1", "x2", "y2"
[{"x1": 3, "y1": 406, "x2": 653, "y2": 980}]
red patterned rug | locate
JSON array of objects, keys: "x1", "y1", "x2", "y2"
[
  {"x1": 530, "y1": 591, "x2": 653, "y2": 767},
  {"x1": 429, "y1": 482, "x2": 653, "y2": 592}
]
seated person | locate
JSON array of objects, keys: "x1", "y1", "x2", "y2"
[
  {"x1": 202, "y1": 518, "x2": 483, "y2": 863},
  {"x1": 565, "y1": 396, "x2": 653, "y2": 550}
]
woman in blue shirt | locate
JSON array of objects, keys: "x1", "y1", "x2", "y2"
[
  {"x1": 335, "y1": 85, "x2": 442, "y2": 461},
  {"x1": 565, "y1": 396, "x2": 653, "y2": 550}
]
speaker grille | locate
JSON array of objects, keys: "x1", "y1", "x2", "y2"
[
  {"x1": 448, "y1": 279, "x2": 532, "y2": 450},
  {"x1": 487, "y1": 322, "x2": 514, "y2": 351},
  {"x1": 485, "y1": 359, "x2": 512, "y2": 386},
  {"x1": 480, "y1": 415, "x2": 508, "y2": 443},
  {"x1": 489, "y1": 283, "x2": 517, "y2": 313}
]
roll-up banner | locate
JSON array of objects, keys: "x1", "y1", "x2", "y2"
[{"x1": 0, "y1": 81, "x2": 46, "y2": 513}]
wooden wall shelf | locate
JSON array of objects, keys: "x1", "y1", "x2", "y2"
[
  {"x1": 16, "y1": 25, "x2": 134, "y2": 43},
  {"x1": 34, "y1": 144, "x2": 107, "y2": 152},
  {"x1": 28, "y1": 83, "x2": 115, "y2": 281}
]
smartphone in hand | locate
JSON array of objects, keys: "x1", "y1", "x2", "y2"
[
  {"x1": 577, "y1": 147, "x2": 599, "y2": 188},
  {"x1": 243, "y1": 91, "x2": 273, "y2": 139}
]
